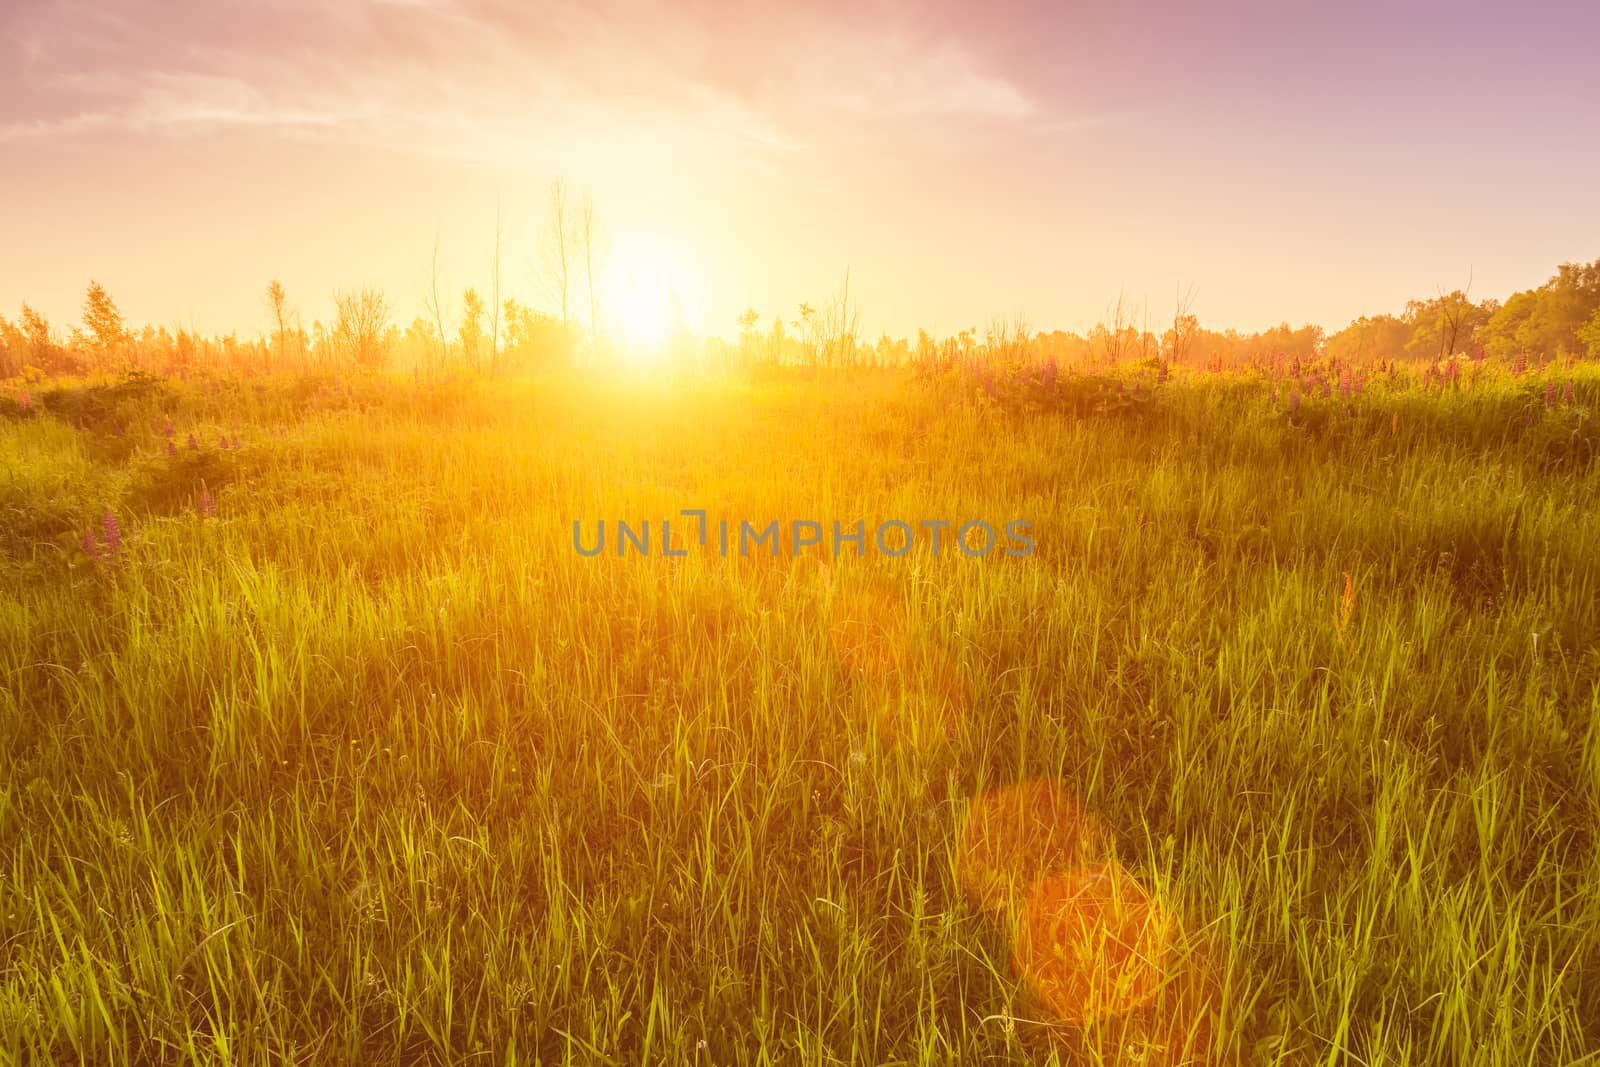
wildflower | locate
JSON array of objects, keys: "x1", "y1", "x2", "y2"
[
  {"x1": 186, "y1": 432, "x2": 198, "y2": 450},
  {"x1": 82, "y1": 526, "x2": 100, "y2": 561},
  {"x1": 1156, "y1": 361, "x2": 1169, "y2": 386},
  {"x1": 1545, "y1": 382, "x2": 1557, "y2": 408},
  {"x1": 198, "y1": 484, "x2": 216, "y2": 520},
  {"x1": 1564, "y1": 379, "x2": 1575, "y2": 405},
  {"x1": 162, "y1": 416, "x2": 175, "y2": 437},
  {"x1": 166, "y1": 439, "x2": 178, "y2": 457},
  {"x1": 1514, "y1": 351, "x2": 1527, "y2": 376},
  {"x1": 1337, "y1": 572, "x2": 1355, "y2": 638},
  {"x1": 1338, "y1": 370, "x2": 1352, "y2": 396},
  {"x1": 101, "y1": 509, "x2": 122, "y2": 554},
  {"x1": 16, "y1": 391, "x2": 31, "y2": 411}
]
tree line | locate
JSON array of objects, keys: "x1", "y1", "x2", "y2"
[{"x1": 4, "y1": 253, "x2": 1598, "y2": 381}]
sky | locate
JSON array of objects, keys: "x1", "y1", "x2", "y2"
[{"x1": 3, "y1": 0, "x2": 1599, "y2": 343}]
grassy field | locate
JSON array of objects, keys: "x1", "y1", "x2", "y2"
[{"x1": 3, "y1": 364, "x2": 1600, "y2": 1065}]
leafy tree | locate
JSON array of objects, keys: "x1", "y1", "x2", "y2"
[
  {"x1": 1579, "y1": 306, "x2": 1600, "y2": 360},
  {"x1": 502, "y1": 298, "x2": 572, "y2": 370},
  {"x1": 82, "y1": 281, "x2": 126, "y2": 366}
]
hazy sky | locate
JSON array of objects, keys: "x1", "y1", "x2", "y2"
[{"x1": 3, "y1": 0, "x2": 1598, "y2": 342}]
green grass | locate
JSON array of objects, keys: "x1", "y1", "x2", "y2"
[{"x1": 2, "y1": 365, "x2": 1599, "y2": 1065}]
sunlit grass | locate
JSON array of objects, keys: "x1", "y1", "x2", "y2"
[{"x1": 2, "y1": 363, "x2": 1598, "y2": 1063}]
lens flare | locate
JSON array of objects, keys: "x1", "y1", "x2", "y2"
[
  {"x1": 1011, "y1": 863, "x2": 1173, "y2": 1024},
  {"x1": 956, "y1": 780, "x2": 1105, "y2": 914}
]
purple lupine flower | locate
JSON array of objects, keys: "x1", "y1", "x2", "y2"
[
  {"x1": 1545, "y1": 382, "x2": 1557, "y2": 408},
  {"x1": 1514, "y1": 351, "x2": 1527, "y2": 376},
  {"x1": 198, "y1": 485, "x2": 216, "y2": 520},
  {"x1": 17, "y1": 391, "x2": 32, "y2": 411},
  {"x1": 166, "y1": 438, "x2": 178, "y2": 457},
  {"x1": 101, "y1": 508, "x2": 122, "y2": 554},
  {"x1": 186, "y1": 432, "x2": 198, "y2": 451},
  {"x1": 162, "y1": 416, "x2": 175, "y2": 437},
  {"x1": 82, "y1": 526, "x2": 100, "y2": 561},
  {"x1": 1564, "y1": 379, "x2": 1576, "y2": 405},
  {"x1": 1339, "y1": 370, "x2": 1352, "y2": 397},
  {"x1": 1156, "y1": 361, "x2": 1169, "y2": 386}
]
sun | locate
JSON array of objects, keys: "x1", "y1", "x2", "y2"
[{"x1": 606, "y1": 239, "x2": 691, "y2": 357}]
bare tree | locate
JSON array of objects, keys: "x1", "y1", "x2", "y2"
[
  {"x1": 542, "y1": 179, "x2": 575, "y2": 330},
  {"x1": 489, "y1": 201, "x2": 503, "y2": 378},
  {"x1": 984, "y1": 313, "x2": 1032, "y2": 363},
  {"x1": 422, "y1": 230, "x2": 451, "y2": 375},
  {"x1": 332, "y1": 288, "x2": 392, "y2": 369},
  {"x1": 1101, "y1": 289, "x2": 1132, "y2": 366},
  {"x1": 266, "y1": 279, "x2": 290, "y2": 369},
  {"x1": 793, "y1": 302, "x2": 819, "y2": 366},
  {"x1": 1166, "y1": 284, "x2": 1198, "y2": 369},
  {"x1": 817, "y1": 270, "x2": 862, "y2": 367},
  {"x1": 579, "y1": 191, "x2": 604, "y2": 357}
]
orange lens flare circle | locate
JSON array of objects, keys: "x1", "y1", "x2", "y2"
[
  {"x1": 956, "y1": 780, "x2": 1105, "y2": 914},
  {"x1": 1011, "y1": 862, "x2": 1175, "y2": 1025}
]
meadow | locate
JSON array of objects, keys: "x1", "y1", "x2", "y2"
[{"x1": 2, "y1": 362, "x2": 1599, "y2": 1065}]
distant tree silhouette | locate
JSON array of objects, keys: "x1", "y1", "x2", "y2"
[
  {"x1": 332, "y1": 288, "x2": 392, "y2": 369},
  {"x1": 266, "y1": 279, "x2": 291, "y2": 368},
  {"x1": 542, "y1": 180, "x2": 576, "y2": 330},
  {"x1": 82, "y1": 281, "x2": 126, "y2": 368},
  {"x1": 423, "y1": 232, "x2": 451, "y2": 376},
  {"x1": 488, "y1": 202, "x2": 503, "y2": 378},
  {"x1": 460, "y1": 288, "x2": 485, "y2": 372},
  {"x1": 580, "y1": 191, "x2": 605, "y2": 357}
]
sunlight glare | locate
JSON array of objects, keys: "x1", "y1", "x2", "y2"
[{"x1": 606, "y1": 237, "x2": 697, "y2": 362}]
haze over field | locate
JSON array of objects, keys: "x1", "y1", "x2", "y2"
[
  {"x1": 4, "y1": 0, "x2": 1600, "y2": 339},
  {"x1": 6, "y1": 4, "x2": 1600, "y2": 1065}
]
